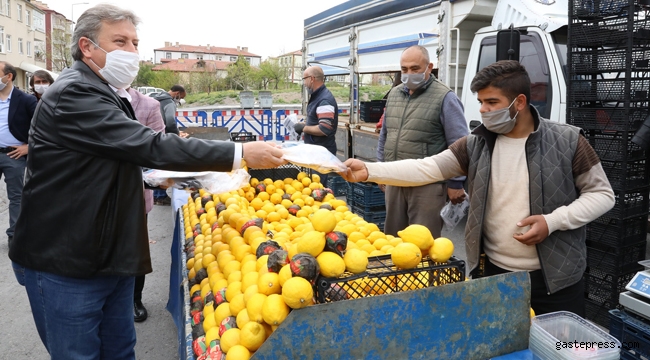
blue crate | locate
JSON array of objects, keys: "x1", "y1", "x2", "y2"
[
  {"x1": 350, "y1": 204, "x2": 386, "y2": 225},
  {"x1": 326, "y1": 175, "x2": 349, "y2": 197},
  {"x1": 609, "y1": 309, "x2": 650, "y2": 360},
  {"x1": 349, "y1": 182, "x2": 386, "y2": 207}
]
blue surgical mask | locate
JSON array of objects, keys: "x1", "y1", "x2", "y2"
[
  {"x1": 481, "y1": 98, "x2": 519, "y2": 134},
  {"x1": 401, "y1": 71, "x2": 426, "y2": 91}
]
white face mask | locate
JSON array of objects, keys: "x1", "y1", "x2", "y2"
[
  {"x1": 34, "y1": 84, "x2": 49, "y2": 94},
  {"x1": 401, "y1": 70, "x2": 427, "y2": 91},
  {"x1": 0, "y1": 75, "x2": 8, "y2": 91},
  {"x1": 89, "y1": 40, "x2": 140, "y2": 89},
  {"x1": 481, "y1": 98, "x2": 519, "y2": 134},
  {"x1": 179, "y1": 98, "x2": 186, "y2": 106}
]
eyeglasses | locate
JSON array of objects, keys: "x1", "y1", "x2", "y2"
[{"x1": 302, "y1": 76, "x2": 312, "y2": 81}]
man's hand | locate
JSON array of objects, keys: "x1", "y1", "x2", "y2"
[
  {"x1": 447, "y1": 188, "x2": 466, "y2": 204},
  {"x1": 179, "y1": 131, "x2": 189, "y2": 138},
  {"x1": 242, "y1": 142, "x2": 287, "y2": 169},
  {"x1": 8, "y1": 145, "x2": 28, "y2": 159},
  {"x1": 378, "y1": 184, "x2": 386, "y2": 192},
  {"x1": 293, "y1": 123, "x2": 305, "y2": 135},
  {"x1": 340, "y1": 159, "x2": 369, "y2": 182},
  {"x1": 512, "y1": 215, "x2": 549, "y2": 246}
]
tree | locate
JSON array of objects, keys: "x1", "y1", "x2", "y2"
[
  {"x1": 226, "y1": 56, "x2": 254, "y2": 90},
  {"x1": 258, "y1": 60, "x2": 287, "y2": 90},
  {"x1": 150, "y1": 70, "x2": 180, "y2": 91},
  {"x1": 133, "y1": 63, "x2": 154, "y2": 87},
  {"x1": 46, "y1": 29, "x2": 73, "y2": 72},
  {"x1": 189, "y1": 60, "x2": 219, "y2": 94}
]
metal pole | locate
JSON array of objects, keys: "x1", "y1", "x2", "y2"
[{"x1": 71, "y1": 2, "x2": 89, "y2": 28}]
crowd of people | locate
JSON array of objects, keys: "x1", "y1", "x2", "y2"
[{"x1": 2, "y1": 3, "x2": 617, "y2": 359}]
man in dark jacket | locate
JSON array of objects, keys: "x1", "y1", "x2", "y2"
[
  {"x1": 8, "y1": 5, "x2": 285, "y2": 359},
  {"x1": 0, "y1": 61, "x2": 37, "y2": 247},
  {"x1": 154, "y1": 84, "x2": 186, "y2": 136}
]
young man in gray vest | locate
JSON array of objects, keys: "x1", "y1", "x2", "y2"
[
  {"x1": 342, "y1": 60, "x2": 615, "y2": 316},
  {"x1": 377, "y1": 45, "x2": 469, "y2": 238}
]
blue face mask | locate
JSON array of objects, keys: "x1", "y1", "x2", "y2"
[{"x1": 401, "y1": 71, "x2": 426, "y2": 91}]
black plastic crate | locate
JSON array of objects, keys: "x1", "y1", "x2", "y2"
[
  {"x1": 610, "y1": 309, "x2": 650, "y2": 360},
  {"x1": 585, "y1": 268, "x2": 640, "y2": 306},
  {"x1": 568, "y1": 106, "x2": 648, "y2": 132},
  {"x1": 586, "y1": 241, "x2": 647, "y2": 275},
  {"x1": 568, "y1": 78, "x2": 650, "y2": 103},
  {"x1": 585, "y1": 129, "x2": 645, "y2": 161},
  {"x1": 359, "y1": 100, "x2": 386, "y2": 123},
  {"x1": 603, "y1": 187, "x2": 650, "y2": 220},
  {"x1": 248, "y1": 164, "x2": 311, "y2": 182},
  {"x1": 570, "y1": 0, "x2": 634, "y2": 19},
  {"x1": 349, "y1": 182, "x2": 386, "y2": 208},
  {"x1": 316, "y1": 255, "x2": 465, "y2": 303},
  {"x1": 326, "y1": 175, "x2": 349, "y2": 197},
  {"x1": 230, "y1": 131, "x2": 257, "y2": 142},
  {"x1": 570, "y1": 47, "x2": 650, "y2": 75},
  {"x1": 585, "y1": 298, "x2": 617, "y2": 329},
  {"x1": 569, "y1": 16, "x2": 650, "y2": 47},
  {"x1": 587, "y1": 215, "x2": 648, "y2": 247},
  {"x1": 601, "y1": 158, "x2": 650, "y2": 190}
]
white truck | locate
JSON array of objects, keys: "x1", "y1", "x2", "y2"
[{"x1": 303, "y1": 0, "x2": 569, "y2": 160}]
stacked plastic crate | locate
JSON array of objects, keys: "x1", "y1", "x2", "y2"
[
  {"x1": 568, "y1": 0, "x2": 650, "y2": 328},
  {"x1": 347, "y1": 183, "x2": 387, "y2": 231}
]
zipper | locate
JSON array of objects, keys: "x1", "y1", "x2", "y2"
[
  {"x1": 476, "y1": 143, "x2": 491, "y2": 274},
  {"x1": 392, "y1": 94, "x2": 410, "y2": 161}
]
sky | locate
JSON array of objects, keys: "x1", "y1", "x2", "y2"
[{"x1": 39, "y1": 0, "x2": 349, "y2": 61}]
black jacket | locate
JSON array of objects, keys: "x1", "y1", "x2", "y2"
[
  {"x1": 10, "y1": 61, "x2": 235, "y2": 278},
  {"x1": 8, "y1": 86, "x2": 37, "y2": 143}
]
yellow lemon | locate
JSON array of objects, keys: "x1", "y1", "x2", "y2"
[
  {"x1": 225, "y1": 281, "x2": 242, "y2": 302},
  {"x1": 246, "y1": 293, "x2": 267, "y2": 323},
  {"x1": 236, "y1": 308, "x2": 250, "y2": 329},
  {"x1": 262, "y1": 294, "x2": 290, "y2": 326},
  {"x1": 391, "y1": 242, "x2": 422, "y2": 269},
  {"x1": 239, "y1": 321, "x2": 266, "y2": 352},
  {"x1": 202, "y1": 312, "x2": 217, "y2": 333},
  {"x1": 316, "y1": 251, "x2": 346, "y2": 278},
  {"x1": 257, "y1": 272, "x2": 281, "y2": 296},
  {"x1": 429, "y1": 237, "x2": 455, "y2": 263},
  {"x1": 214, "y1": 302, "x2": 232, "y2": 326},
  {"x1": 282, "y1": 276, "x2": 314, "y2": 309},
  {"x1": 397, "y1": 224, "x2": 434, "y2": 251},
  {"x1": 278, "y1": 264, "x2": 293, "y2": 286},
  {"x1": 296, "y1": 231, "x2": 326, "y2": 257},
  {"x1": 310, "y1": 209, "x2": 337, "y2": 233},
  {"x1": 344, "y1": 248, "x2": 369, "y2": 274},
  {"x1": 220, "y1": 328, "x2": 241, "y2": 354},
  {"x1": 205, "y1": 326, "x2": 220, "y2": 347}
]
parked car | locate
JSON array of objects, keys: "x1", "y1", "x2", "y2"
[{"x1": 137, "y1": 86, "x2": 165, "y2": 96}]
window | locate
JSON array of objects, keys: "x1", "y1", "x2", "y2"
[
  {"x1": 245, "y1": 57, "x2": 251, "y2": 63},
  {"x1": 4, "y1": 0, "x2": 10, "y2": 16},
  {"x1": 0, "y1": 26, "x2": 3, "y2": 53},
  {"x1": 477, "y1": 33, "x2": 552, "y2": 119},
  {"x1": 26, "y1": 40, "x2": 30, "y2": 56},
  {"x1": 165, "y1": 52, "x2": 171, "y2": 59},
  {"x1": 16, "y1": 3, "x2": 21, "y2": 21},
  {"x1": 217, "y1": 56, "x2": 223, "y2": 61},
  {"x1": 230, "y1": 56, "x2": 237, "y2": 62},
  {"x1": 26, "y1": 9, "x2": 30, "y2": 26},
  {"x1": 18, "y1": 37, "x2": 23, "y2": 54},
  {"x1": 6, "y1": 34, "x2": 10, "y2": 52},
  {"x1": 197, "y1": 55, "x2": 203, "y2": 60},
  {"x1": 181, "y1": 53, "x2": 188, "y2": 59}
]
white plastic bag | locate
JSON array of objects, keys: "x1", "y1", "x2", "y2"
[
  {"x1": 440, "y1": 193, "x2": 470, "y2": 232},
  {"x1": 281, "y1": 143, "x2": 347, "y2": 174},
  {"x1": 282, "y1": 114, "x2": 303, "y2": 141},
  {"x1": 143, "y1": 169, "x2": 250, "y2": 194}
]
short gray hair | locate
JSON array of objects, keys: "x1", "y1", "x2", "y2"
[
  {"x1": 403, "y1": 45, "x2": 430, "y2": 64},
  {"x1": 71, "y1": 4, "x2": 140, "y2": 61}
]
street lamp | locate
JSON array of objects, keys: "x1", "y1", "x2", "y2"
[{"x1": 71, "y1": 2, "x2": 89, "y2": 28}]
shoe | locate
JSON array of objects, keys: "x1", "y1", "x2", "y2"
[{"x1": 134, "y1": 301, "x2": 148, "y2": 322}]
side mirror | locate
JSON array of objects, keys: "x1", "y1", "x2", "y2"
[{"x1": 496, "y1": 25, "x2": 520, "y2": 62}]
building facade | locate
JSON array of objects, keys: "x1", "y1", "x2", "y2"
[
  {"x1": 0, "y1": 0, "x2": 49, "y2": 89},
  {"x1": 33, "y1": 1, "x2": 73, "y2": 72},
  {"x1": 154, "y1": 43, "x2": 262, "y2": 67},
  {"x1": 273, "y1": 50, "x2": 302, "y2": 84}
]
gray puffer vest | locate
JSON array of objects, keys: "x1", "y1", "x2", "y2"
[{"x1": 465, "y1": 107, "x2": 585, "y2": 294}]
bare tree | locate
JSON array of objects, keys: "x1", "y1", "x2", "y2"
[
  {"x1": 190, "y1": 60, "x2": 219, "y2": 94},
  {"x1": 46, "y1": 29, "x2": 73, "y2": 72}
]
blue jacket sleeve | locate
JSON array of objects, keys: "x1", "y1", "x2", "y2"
[{"x1": 440, "y1": 91, "x2": 469, "y2": 189}]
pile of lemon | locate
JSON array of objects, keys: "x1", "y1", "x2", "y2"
[{"x1": 182, "y1": 172, "x2": 455, "y2": 359}]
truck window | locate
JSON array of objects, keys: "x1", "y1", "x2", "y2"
[{"x1": 477, "y1": 33, "x2": 552, "y2": 119}]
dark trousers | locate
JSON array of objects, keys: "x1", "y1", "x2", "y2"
[
  {"x1": 0, "y1": 155, "x2": 26, "y2": 237},
  {"x1": 134, "y1": 214, "x2": 148, "y2": 303},
  {"x1": 484, "y1": 257, "x2": 585, "y2": 317}
]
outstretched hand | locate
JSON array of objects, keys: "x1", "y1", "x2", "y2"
[
  {"x1": 512, "y1": 215, "x2": 549, "y2": 246},
  {"x1": 339, "y1": 158, "x2": 369, "y2": 182},
  {"x1": 242, "y1": 142, "x2": 287, "y2": 169}
]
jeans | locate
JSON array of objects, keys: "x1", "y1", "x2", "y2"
[
  {"x1": 0, "y1": 154, "x2": 26, "y2": 237},
  {"x1": 19, "y1": 265, "x2": 136, "y2": 360}
]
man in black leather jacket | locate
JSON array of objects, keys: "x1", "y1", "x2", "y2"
[{"x1": 8, "y1": 4, "x2": 285, "y2": 359}]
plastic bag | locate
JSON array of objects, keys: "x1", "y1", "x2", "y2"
[
  {"x1": 282, "y1": 114, "x2": 303, "y2": 141},
  {"x1": 143, "y1": 169, "x2": 250, "y2": 194},
  {"x1": 281, "y1": 143, "x2": 347, "y2": 174},
  {"x1": 440, "y1": 193, "x2": 470, "y2": 232}
]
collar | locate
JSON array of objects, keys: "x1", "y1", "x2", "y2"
[
  {"x1": 109, "y1": 84, "x2": 132, "y2": 102},
  {"x1": 311, "y1": 84, "x2": 325, "y2": 97},
  {"x1": 1, "y1": 85, "x2": 15, "y2": 101}
]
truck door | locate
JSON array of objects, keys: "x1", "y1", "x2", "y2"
[{"x1": 468, "y1": 32, "x2": 554, "y2": 128}]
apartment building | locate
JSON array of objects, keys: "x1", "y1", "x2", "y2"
[
  {"x1": 0, "y1": 0, "x2": 50, "y2": 89},
  {"x1": 154, "y1": 42, "x2": 262, "y2": 67},
  {"x1": 32, "y1": 1, "x2": 73, "y2": 72},
  {"x1": 273, "y1": 50, "x2": 303, "y2": 84}
]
